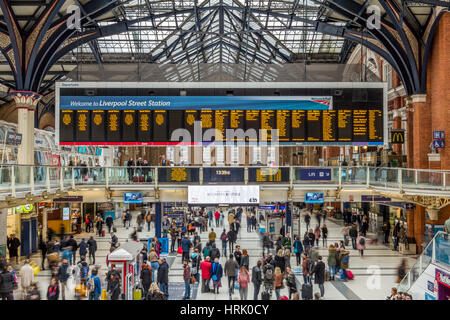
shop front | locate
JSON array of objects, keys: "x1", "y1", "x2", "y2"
[
  {"x1": 53, "y1": 196, "x2": 83, "y2": 234},
  {"x1": 16, "y1": 204, "x2": 38, "y2": 257}
]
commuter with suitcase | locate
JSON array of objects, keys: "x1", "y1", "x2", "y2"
[{"x1": 311, "y1": 256, "x2": 326, "y2": 297}]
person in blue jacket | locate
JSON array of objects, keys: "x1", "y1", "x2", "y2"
[
  {"x1": 78, "y1": 238, "x2": 88, "y2": 261},
  {"x1": 293, "y1": 236, "x2": 304, "y2": 266},
  {"x1": 88, "y1": 268, "x2": 102, "y2": 300},
  {"x1": 181, "y1": 235, "x2": 193, "y2": 263},
  {"x1": 210, "y1": 258, "x2": 223, "y2": 294}
]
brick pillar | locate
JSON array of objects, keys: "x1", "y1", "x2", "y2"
[
  {"x1": 405, "y1": 209, "x2": 414, "y2": 238},
  {"x1": 405, "y1": 98, "x2": 414, "y2": 168},
  {"x1": 392, "y1": 100, "x2": 403, "y2": 155},
  {"x1": 411, "y1": 94, "x2": 430, "y2": 169},
  {"x1": 413, "y1": 206, "x2": 426, "y2": 254}
]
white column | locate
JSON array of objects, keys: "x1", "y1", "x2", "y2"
[{"x1": 14, "y1": 93, "x2": 41, "y2": 165}]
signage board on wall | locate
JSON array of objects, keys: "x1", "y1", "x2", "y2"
[
  {"x1": 53, "y1": 196, "x2": 83, "y2": 202},
  {"x1": 188, "y1": 185, "x2": 259, "y2": 204}
]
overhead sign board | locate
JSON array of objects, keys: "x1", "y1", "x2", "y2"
[
  {"x1": 297, "y1": 168, "x2": 332, "y2": 181},
  {"x1": 188, "y1": 185, "x2": 259, "y2": 204}
]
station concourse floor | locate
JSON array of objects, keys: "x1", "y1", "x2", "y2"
[{"x1": 13, "y1": 210, "x2": 417, "y2": 300}]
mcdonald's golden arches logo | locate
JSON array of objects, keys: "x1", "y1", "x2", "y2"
[{"x1": 391, "y1": 130, "x2": 405, "y2": 144}]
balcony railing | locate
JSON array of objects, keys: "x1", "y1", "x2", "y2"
[{"x1": 1, "y1": 165, "x2": 450, "y2": 197}]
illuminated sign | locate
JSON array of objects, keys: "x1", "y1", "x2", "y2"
[{"x1": 391, "y1": 130, "x2": 405, "y2": 144}]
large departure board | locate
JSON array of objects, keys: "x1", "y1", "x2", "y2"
[{"x1": 58, "y1": 93, "x2": 385, "y2": 145}]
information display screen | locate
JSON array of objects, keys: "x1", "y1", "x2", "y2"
[
  {"x1": 124, "y1": 192, "x2": 143, "y2": 203},
  {"x1": 58, "y1": 94, "x2": 384, "y2": 145},
  {"x1": 157, "y1": 167, "x2": 200, "y2": 183},
  {"x1": 248, "y1": 167, "x2": 290, "y2": 183}
]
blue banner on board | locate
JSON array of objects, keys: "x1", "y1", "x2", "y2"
[
  {"x1": 299, "y1": 168, "x2": 331, "y2": 181},
  {"x1": 60, "y1": 96, "x2": 332, "y2": 110}
]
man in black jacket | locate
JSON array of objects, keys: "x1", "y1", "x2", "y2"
[
  {"x1": 252, "y1": 260, "x2": 263, "y2": 300},
  {"x1": 57, "y1": 258, "x2": 70, "y2": 300},
  {"x1": 233, "y1": 245, "x2": 242, "y2": 267},
  {"x1": 140, "y1": 264, "x2": 152, "y2": 299},
  {"x1": 227, "y1": 229, "x2": 236, "y2": 253},
  {"x1": 349, "y1": 225, "x2": 358, "y2": 249},
  {"x1": 87, "y1": 236, "x2": 97, "y2": 265},
  {"x1": 262, "y1": 233, "x2": 272, "y2": 256},
  {"x1": 0, "y1": 266, "x2": 15, "y2": 300},
  {"x1": 157, "y1": 258, "x2": 169, "y2": 296},
  {"x1": 67, "y1": 235, "x2": 78, "y2": 266},
  {"x1": 39, "y1": 237, "x2": 48, "y2": 270},
  {"x1": 6, "y1": 234, "x2": 20, "y2": 264},
  {"x1": 105, "y1": 215, "x2": 114, "y2": 234},
  {"x1": 311, "y1": 256, "x2": 325, "y2": 297}
]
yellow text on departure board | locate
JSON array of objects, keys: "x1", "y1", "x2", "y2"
[
  {"x1": 140, "y1": 111, "x2": 150, "y2": 131},
  {"x1": 170, "y1": 168, "x2": 187, "y2": 182},
  {"x1": 78, "y1": 111, "x2": 88, "y2": 131},
  {"x1": 256, "y1": 168, "x2": 281, "y2": 182}
]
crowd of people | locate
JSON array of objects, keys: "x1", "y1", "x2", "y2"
[{"x1": 0, "y1": 204, "x2": 418, "y2": 301}]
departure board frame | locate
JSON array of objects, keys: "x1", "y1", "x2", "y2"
[{"x1": 56, "y1": 82, "x2": 387, "y2": 147}]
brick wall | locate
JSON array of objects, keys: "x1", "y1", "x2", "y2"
[{"x1": 427, "y1": 12, "x2": 450, "y2": 170}]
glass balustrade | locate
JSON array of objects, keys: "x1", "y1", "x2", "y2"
[
  {"x1": 0, "y1": 166, "x2": 12, "y2": 194},
  {"x1": 1, "y1": 165, "x2": 450, "y2": 194},
  {"x1": 397, "y1": 231, "x2": 449, "y2": 293}
]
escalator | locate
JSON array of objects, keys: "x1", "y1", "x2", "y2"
[{"x1": 398, "y1": 231, "x2": 450, "y2": 300}]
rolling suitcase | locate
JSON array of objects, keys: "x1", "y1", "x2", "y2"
[
  {"x1": 139, "y1": 176, "x2": 144, "y2": 182},
  {"x1": 301, "y1": 283, "x2": 313, "y2": 300},
  {"x1": 113, "y1": 227, "x2": 117, "y2": 233},
  {"x1": 344, "y1": 238, "x2": 349, "y2": 246},
  {"x1": 101, "y1": 230, "x2": 105, "y2": 237},
  {"x1": 261, "y1": 290, "x2": 271, "y2": 300},
  {"x1": 347, "y1": 270, "x2": 354, "y2": 280},
  {"x1": 133, "y1": 176, "x2": 138, "y2": 183},
  {"x1": 325, "y1": 270, "x2": 330, "y2": 281}
]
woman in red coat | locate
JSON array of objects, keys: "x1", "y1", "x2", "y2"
[{"x1": 200, "y1": 256, "x2": 212, "y2": 293}]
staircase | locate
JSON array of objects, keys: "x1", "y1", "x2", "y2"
[{"x1": 397, "y1": 231, "x2": 450, "y2": 300}]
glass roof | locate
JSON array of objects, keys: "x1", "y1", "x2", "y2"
[{"x1": 70, "y1": 0, "x2": 346, "y2": 64}]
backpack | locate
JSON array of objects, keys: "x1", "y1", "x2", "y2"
[
  {"x1": 359, "y1": 237, "x2": 365, "y2": 246},
  {"x1": 81, "y1": 265, "x2": 89, "y2": 279},
  {"x1": 203, "y1": 246, "x2": 211, "y2": 258},
  {"x1": 264, "y1": 264, "x2": 273, "y2": 280},
  {"x1": 342, "y1": 254, "x2": 349, "y2": 265},
  {"x1": 86, "y1": 276, "x2": 97, "y2": 293}
]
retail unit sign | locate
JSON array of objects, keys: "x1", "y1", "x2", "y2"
[
  {"x1": 53, "y1": 196, "x2": 83, "y2": 202},
  {"x1": 436, "y1": 268, "x2": 450, "y2": 287},
  {"x1": 6, "y1": 130, "x2": 22, "y2": 145},
  {"x1": 298, "y1": 168, "x2": 331, "y2": 181},
  {"x1": 188, "y1": 185, "x2": 259, "y2": 204},
  {"x1": 15, "y1": 204, "x2": 34, "y2": 214}
]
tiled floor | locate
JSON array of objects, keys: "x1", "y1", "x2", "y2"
[{"x1": 10, "y1": 209, "x2": 417, "y2": 300}]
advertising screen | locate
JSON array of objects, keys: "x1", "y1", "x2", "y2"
[
  {"x1": 188, "y1": 185, "x2": 259, "y2": 204},
  {"x1": 305, "y1": 192, "x2": 324, "y2": 203},
  {"x1": 123, "y1": 192, "x2": 143, "y2": 203}
]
